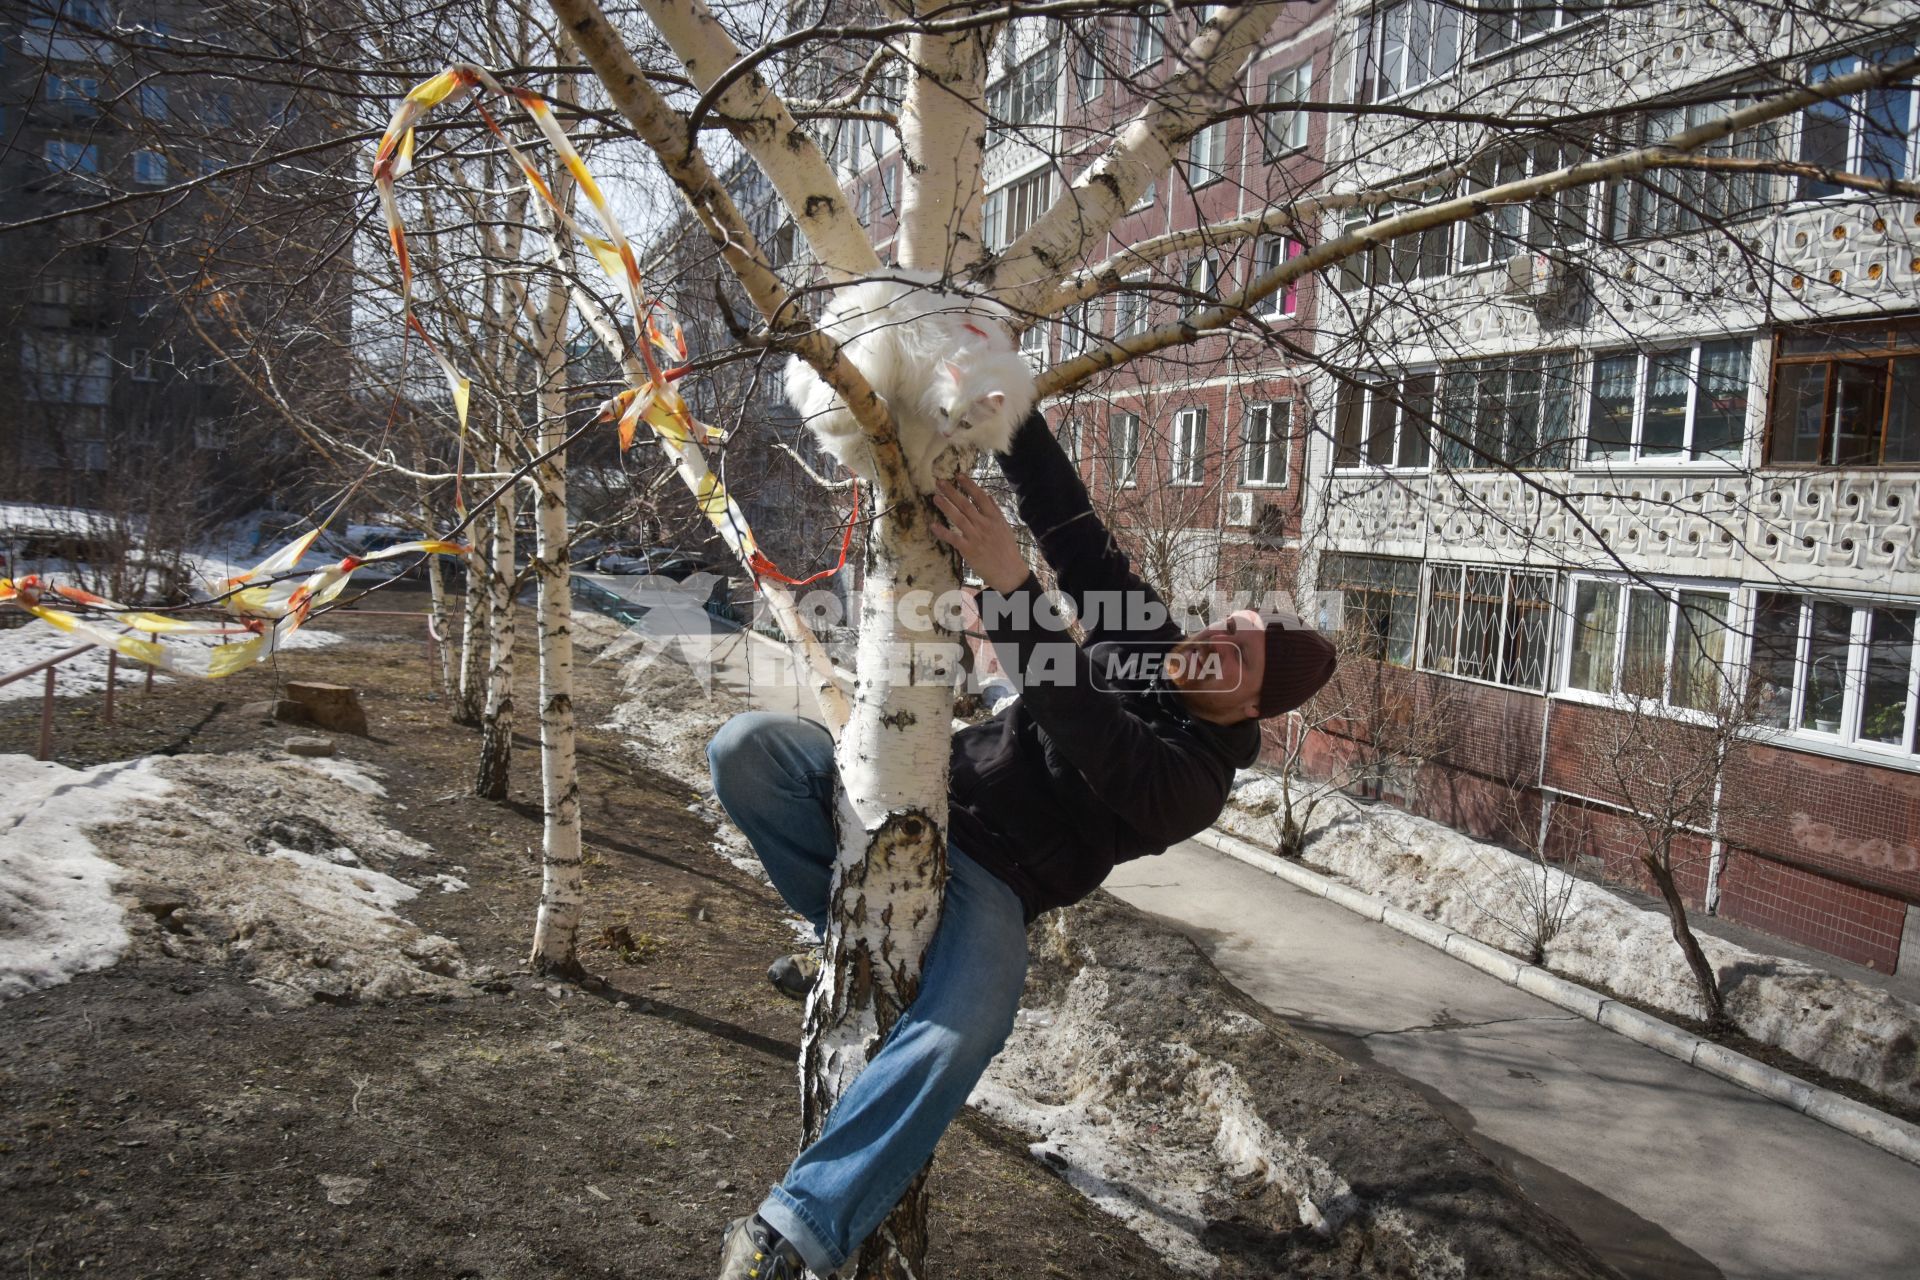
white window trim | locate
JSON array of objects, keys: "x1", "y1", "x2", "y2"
[
  {"x1": 1331, "y1": 372, "x2": 1438, "y2": 474},
  {"x1": 1186, "y1": 122, "x2": 1228, "y2": 188},
  {"x1": 1748, "y1": 589, "x2": 1920, "y2": 761},
  {"x1": 1114, "y1": 273, "x2": 1150, "y2": 338},
  {"x1": 1578, "y1": 338, "x2": 1754, "y2": 470},
  {"x1": 1553, "y1": 574, "x2": 1741, "y2": 719},
  {"x1": 1790, "y1": 51, "x2": 1920, "y2": 207},
  {"x1": 1171, "y1": 406, "x2": 1206, "y2": 485},
  {"x1": 1255, "y1": 235, "x2": 1299, "y2": 318},
  {"x1": 1241, "y1": 401, "x2": 1290, "y2": 487},
  {"x1": 1111, "y1": 411, "x2": 1142, "y2": 488},
  {"x1": 1263, "y1": 62, "x2": 1313, "y2": 158}
]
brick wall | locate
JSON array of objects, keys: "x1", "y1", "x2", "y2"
[{"x1": 1296, "y1": 656, "x2": 1917, "y2": 972}]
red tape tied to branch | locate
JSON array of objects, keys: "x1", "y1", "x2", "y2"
[
  {"x1": 746, "y1": 483, "x2": 861, "y2": 588},
  {"x1": 375, "y1": 64, "x2": 856, "y2": 591}
]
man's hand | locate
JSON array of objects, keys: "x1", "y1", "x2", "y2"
[{"x1": 931, "y1": 476, "x2": 1030, "y2": 596}]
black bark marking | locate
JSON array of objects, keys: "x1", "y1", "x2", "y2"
[
  {"x1": 879, "y1": 709, "x2": 918, "y2": 730},
  {"x1": 804, "y1": 194, "x2": 838, "y2": 219}
]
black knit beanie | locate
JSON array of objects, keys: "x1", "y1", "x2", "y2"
[{"x1": 1255, "y1": 613, "x2": 1339, "y2": 718}]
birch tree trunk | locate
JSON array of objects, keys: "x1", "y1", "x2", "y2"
[
  {"x1": 526, "y1": 70, "x2": 586, "y2": 979},
  {"x1": 474, "y1": 450, "x2": 517, "y2": 800},
  {"x1": 453, "y1": 529, "x2": 489, "y2": 725}
]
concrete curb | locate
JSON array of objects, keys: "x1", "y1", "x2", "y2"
[{"x1": 1191, "y1": 826, "x2": 1920, "y2": 1170}]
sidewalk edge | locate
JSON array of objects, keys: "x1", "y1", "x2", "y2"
[{"x1": 1192, "y1": 826, "x2": 1920, "y2": 1169}]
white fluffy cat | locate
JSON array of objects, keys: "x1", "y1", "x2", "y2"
[{"x1": 784, "y1": 270, "x2": 1036, "y2": 490}]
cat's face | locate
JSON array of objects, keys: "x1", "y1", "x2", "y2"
[{"x1": 937, "y1": 362, "x2": 1007, "y2": 439}]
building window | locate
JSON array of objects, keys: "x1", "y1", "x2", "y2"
[
  {"x1": 1766, "y1": 319, "x2": 1920, "y2": 466},
  {"x1": 1132, "y1": 7, "x2": 1165, "y2": 67},
  {"x1": 1458, "y1": 140, "x2": 1591, "y2": 269},
  {"x1": 43, "y1": 140, "x2": 100, "y2": 176},
  {"x1": 133, "y1": 150, "x2": 170, "y2": 185},
  {"x1": 1610, "y1": 95, "x2": 1777, "y2": 240},
  {"x1": 1322, "y1": 553, "x2": 1419, "y2": 666},
  {"x1": 857, "y1": 182, "x2": 873, "y2": 226},
  {"x1": 1114, "y1": 276, "x2": 1149, "y2": 337},
  {"x1": 1171, "y1": 407, "x2": 1206, "y2": 484},
  {"x1": 1424, "y1": 565, "x2": 1554, "y2": 689},
  {"x1": 1354, "y1": 0, "x2": 1462, "y2": 103},
  {"x1": 1566, "y1": 579, "x2": 1734, "y2": 712},
  {"x1": 1242, "y1": 401, "x2": 1288, "y2": 485},
  {"x1": 881, "y1": 165, "x2": 897, "y2": 216},
  {"x1": 1058, "y1": 417, "x2": 1082, "y2": 466},
  {"x1": 1075, "y1": 19, "x2": 1109, "y2": 103},
  {"x1": 1434, "y1": 352, "x2": 1579, "y2": 469},
  {"x1": 984, "y1": 169, "x2": 1051, "y2": 251},
  {"x1": 1798, "y1": 46, "x2": 1917, "y2": 199},
  {"x1": 1182, "y1": 256, "x2": 1220, "y2": 319},
  {"x1": 1254, "y1": 236, "x2": 1301, "y2": 316},
  {"x1": 1109, "y1": 411, "x2": 1141, "y2": 488},
  {"x1": 1583, "y1": 340, "x2": 1749, "y2": 464},
  {"x1": 130, "y1": 347, "x2": 156, "y2": 382},
  {"x1": 1020, "y1": 321, "x2": 1047, "y2": 363},
  {"x1": 1186, "y1": 122, "x2": 1227, "y2": 187},
  {"x1": 138, "y1": 84, "x2": 169, "y2": 120},
  {"x1": 1058, "y1": 301, "x2": 1101, "y2": 358},
  {"x1": 1336, "y1": 182, "x2": 1451, "y2": 291},
  {"x1": 1264, "y1": 62, "x2": 1312, "y2": 158},
  {"x1": 1334, "y1": 371, "x2": 1436, "y2": 469},
  {"x1": 986, "y1": 44, "x2": 1060, "y2": 148},
  {"x1": 1472, "y1": 0, "x2": 1597, "y2": 61},
  {"x1": 21, "y1": 332, "x2": 112, "y2": 405},
  {"x1": 47, "y1": 75, "x2": 100, "y2": 115},
  {"x1": 1750, "y1": 592, "x2": 1917, "y2": 752}
]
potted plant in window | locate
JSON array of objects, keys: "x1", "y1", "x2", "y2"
[{"x1": 1804, "y1": 655, "x2": 1845, "y2": 734}]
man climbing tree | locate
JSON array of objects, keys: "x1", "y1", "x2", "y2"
[{"x1": 705, "y1": 410, "x2": 1338, "y2": 1279}]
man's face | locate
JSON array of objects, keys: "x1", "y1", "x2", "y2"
[{"x1": 1169, "y1": 608, "x2": 1266, "y2": 725}]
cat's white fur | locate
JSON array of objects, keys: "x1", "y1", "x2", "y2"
[{"x1": 785, "y1": 270, "x2": 1036, "y2": 489}]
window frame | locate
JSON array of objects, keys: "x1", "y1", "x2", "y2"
[
  {"x1": 1132, "y1": 8, "x2": 1166, "y2": 68},
  {"x1": 1109, "y1": 410, "x2": 1142, "y2": 488},
  {"x1": 1241, "y1": 400, "x2": 1289, "y2": 487},
  {"x1": 1794, "y1": 47, "x2": 1918, "y2": 202},
  {"x1": 1333, "y1": 371, "x2": 1437, "y2": 472},
  {"x1": 1255, "y1": 235, "x2": 1301, "y2": 317},
  {"x1": 1321, "y1": 553, "x2": 1421, "y2": 667},
  {"x1": 1420, "y1": 563, "x2": 1556, "y2": 690},
  {"x1": 1263, "y1": 62, "x2": 1313, "y2": 159},
  {"x1": 1583, "y1": 338, "x2": 1754, "y2": 467},
  {"x1": 1765, "y1": 320, "x2": 1920, "y2": 467},
  {"x1": 1558, "y1": 575, "x2": 1739, "y2": 714},
  {"x1": 1186, "y1": 122, "x2": 1228, "y2": 187},
  {"x1": 1113, "y1": 274, "x2": 1150, "y2": 338},
  {"x1": 1748, "y1": 590, "x2": 1920, "y2": 757},
  {"x1": 1171, "y1": 406, "x2": 1207, "y2": 485}
]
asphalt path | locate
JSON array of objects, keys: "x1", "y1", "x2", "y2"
[{"x1": 1106, "y1": 841, "x2": 1920, "y2": 1280}]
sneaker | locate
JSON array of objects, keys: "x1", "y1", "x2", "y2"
[
  {"x1": 717, "y1": 1213, "x2": 805, "y2": 1280},
  {"x1": 766, "y1": 950, "x2": 821, "y2": 1001}
]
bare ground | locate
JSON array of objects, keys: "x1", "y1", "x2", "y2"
[{"x1": 0, "y1": 592, "x2": 1612, "y2": 1278}]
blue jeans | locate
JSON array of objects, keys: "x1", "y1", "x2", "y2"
[{"x1": 707, "y1": 712, "x2": 1029, "y2": 1275}]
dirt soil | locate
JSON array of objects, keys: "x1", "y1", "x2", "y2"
[{"x1": 0, "y1": 590, "x2": 1610, "y2": 1279}]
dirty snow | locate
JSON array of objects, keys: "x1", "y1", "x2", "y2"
[
  {"x1": 2, "y1": 749, "x2": 469, "y2": 1007},
  {"x1": 0, "y1": 621, "x2": 340, "y2": 703},
  {"x1": 0, "y1": 755, "x2": 173, "y2": 999},
  {"x1": 1221, "y1": 776, "x2": 1920, "y2": 1109}
]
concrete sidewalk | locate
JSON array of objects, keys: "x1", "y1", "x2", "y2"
[{"x1": 1106, "y1": 840, "x2": 1920, "y2": 1280}]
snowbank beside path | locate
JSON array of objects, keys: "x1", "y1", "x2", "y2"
[
  {"x1": 1, "y1": 750, "x2": 469, "y2": 1006},
  {"x1": 1219, "y1": 776, "x2": 1920, "y2": 1110}
]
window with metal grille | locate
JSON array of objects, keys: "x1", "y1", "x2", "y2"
[
  {"x1": 1321, "y1": 554, "x2": 1419, "y2": 667},
  {"x1": 1423, "y1": 564, "x2": 1554, "y2": 689}
]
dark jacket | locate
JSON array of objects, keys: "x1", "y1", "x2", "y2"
[{"x1": 947, "y1": 413, "x2": 1262, "y2": 920}]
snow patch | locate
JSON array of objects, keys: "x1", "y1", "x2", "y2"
[
  {"x1": 0, "y1": 755, "x2": 173, "y2": 999},
  {"x1": 1221, "y1": 782, "x2": 1920, "y2": 1109}
]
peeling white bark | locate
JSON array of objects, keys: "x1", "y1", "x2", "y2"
[
  {"x1": 633, "y1": 0, "x2": 880, "y2": 279},
  {"x1": 474, "y1": 445, "x2": 517, "y2": 801},
  {"x1": 896, "y1": 25, "x2": 992, "y2": 274}
]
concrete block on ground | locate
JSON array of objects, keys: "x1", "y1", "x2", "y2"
[
  {"x1": 1597, "y1": 1000, "x2": 1700, "y2": 1065},
  {"x1": 284, "y1": 736, "x2": 336, "y2": 758},
  {"x1": 283, "y1": 681, "x2": 368, "y2": 736},
  {"x1": 1800, "y1": 1089, "x2": 1920, "y2": 1163},
  {"x1": 1443, "y1": 933, "x2": 1523, "y2": 983},
  {"x1": 1692, "y1": 1041, "x2": 1812, "y2": 1109},
  {"x1": 1320, "y1": 881, "x2": 1387, "y2": 922},
  {"x1": 1515, "y1": 965, "x2": 1607, "y2": 1020},
  {"x1": 1380, "y1": 905, "x2": 1455, "y2": 951}
]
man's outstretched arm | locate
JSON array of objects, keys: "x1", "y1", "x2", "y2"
[{"x1": 992, "y1": 413, "x2": 1177, "y2": 643}]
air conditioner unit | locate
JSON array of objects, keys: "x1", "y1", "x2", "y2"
[
  {"x1": 1226, "y1": 491, "x2": 1255, "y2": 527},
  {"x1": 1504, "y1": 252, "x2": 1552, "y2": 296}
]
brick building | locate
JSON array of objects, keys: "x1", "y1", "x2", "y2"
[{"x1": 1305, "y1": 1, "x2": 1920, "y2": 972}]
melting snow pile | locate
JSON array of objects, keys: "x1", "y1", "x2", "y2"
[
  {"x1": 1220, "y1": 775, "x2": 1920, "y2": 1109},
  {"x1": 1, "y1": 750, "x2": 468, "y2": 1006}
]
